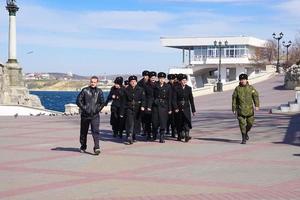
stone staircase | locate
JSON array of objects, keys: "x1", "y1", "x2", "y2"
[{"x1": 272, "y1": 88, "x2": 300, "y2": 113}]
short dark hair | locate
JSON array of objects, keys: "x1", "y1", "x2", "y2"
[{"x1": 90, "y1": 76, "x2": 99, "y2": 81}]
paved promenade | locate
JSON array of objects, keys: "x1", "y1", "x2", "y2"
[{"x1": 0, "y1": 74, "x2": 300, "y2": 200}]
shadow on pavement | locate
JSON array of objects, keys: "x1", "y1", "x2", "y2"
[
  {"x1": 273, "y1": 85, "x2": 288, "y2": 90},
  {"x1": 293, "y1": 154, "x2": 300, "y2": 156},
  {"x1": 274, "y1": 113, "x2": 300, "y2": 147},
  {"x1": 196, "y1": 137, "x2": 241, "y2": 143},
  {"x1": 51, "y1": 147, "x2": 96, "y2": 156}
]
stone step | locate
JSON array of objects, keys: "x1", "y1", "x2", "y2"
[
  {"x1": 280, "y1": 105, "x2": 290, "y2": 112},
  {"x1": 290, "y1": 103, "x2": 300, "y2": 112},
  {"x1": 288, "y1": 101, "x2": 296, "y2": 106},
  {"x1": 271, "y1": 108, "x2": 283, "y2": 114}
]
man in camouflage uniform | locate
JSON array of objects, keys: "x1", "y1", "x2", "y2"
[{"x1": 232, "y1": 73, "x2": 260, "y2": 144}]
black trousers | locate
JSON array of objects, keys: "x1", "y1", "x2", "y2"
[
  {"x1": 110, "y1": 106, "x2": 124, "y2": 133},
  {"x1": 152, "y1": 106, "x2": 168, "y2": 132},
  {"x1": 167, "y1": 112, "x2": 176, "y2": 133},
  {"x1": 175, "y1": 111, "x2": 190, "y2": 133},
  {"x1": 143, "y1": 111, "x2": 152, "y2": 134},
  {"x1": 126, "y1": 109, "x2": 141, "y2": 138},
  {"x1": 80, "y1": 115, "x2": 100, "y2": 150}
]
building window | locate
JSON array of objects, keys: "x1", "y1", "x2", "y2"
[{"x1": 194, "y1": 45, "x2": 249, "y2": 60}]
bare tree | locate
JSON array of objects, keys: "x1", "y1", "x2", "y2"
[
  {"x1": 252, "y1": 40, "x2": 277, "y2": 68},
  {"x1": 289, "y1": 32, "x2": 300, "y2": 65}
]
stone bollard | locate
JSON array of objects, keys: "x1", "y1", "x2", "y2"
[{"x1": 64, "y1": 104, "x2": 79, "y2": 115}]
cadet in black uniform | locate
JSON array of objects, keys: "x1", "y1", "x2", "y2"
[
  {"x1": 120, "y1": 75, "x2": 145, "y2": 144},
  {"x1": 173, "y1": 74, "x2": 196, "y2": 142},
  {"x1": 152, "y1": 72, "x2": 172, "y2": 143},
  {"x1": 105, "y1": 76, "x2": 124, "y2": 138},
  {"x1": 138, "y1": 70, "x2": 153, "y2": 139},
  {"x1": 124, "y1": 80, "x2": 129, "y2": 88},
  {"x1": 166, "y1": 74, "x2": 177, "y2": 138},
  {"x1": 148, "y1": 71, "x2": 157, "y2": 140}
]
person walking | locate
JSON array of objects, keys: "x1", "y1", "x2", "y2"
[
  {"x1": 173, "y1": 74, "x2": 196, "y2": 142},
  {"x1": 232, "y1": 73, "x2": 260, "y2": 144},
  {"x1": 76, "y1": 76, "x2": 104, "y2": 155}
]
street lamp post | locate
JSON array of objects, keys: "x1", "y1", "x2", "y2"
[
  {"x1": 282, "y1": 40, "x2": 292, "y2": 69},
  {"x1": 272, "y1": 32, "x2": 284, "y2": 73},
  {"x1": 214, "y1": 40, "x2": 228, "y2": 92}
]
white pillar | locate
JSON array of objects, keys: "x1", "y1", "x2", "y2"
[
  {"x1": 6, "y1": 3, "x2": 19, "y2": 64},
  {"x1": 236, "y1": 66, "x2": 245, "y2": 80},
  {"x1": 220, "y1": 67, "x2": 227, "y2": 83},
  {"x1": 8, "y1": 15, "x2": 17, "y2": 62}
]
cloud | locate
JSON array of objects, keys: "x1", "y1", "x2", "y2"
[
  {"x1": 13, "y1": 5, "x2": 174, "y2": 33},
  {"x1": 275, "y1": 0, "x2": 300, "y2": 18}
]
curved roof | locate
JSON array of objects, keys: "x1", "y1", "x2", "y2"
[{"x1": 160, "y1": 36, "x2": 267, "y2": 49}]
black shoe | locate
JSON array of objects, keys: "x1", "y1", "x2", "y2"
[
  {"x1": 159, "y1": 132, "x2": 165, "y2": 143},
  {"x1": 152, "y1": 134, "x2": 157, "y2": 141},
  {"x1": 94, "y1": 148, "x2": 101, "y2": 155},
  {"x1": 146, "y1": 134, "x2": 151, "y2": 141},
  {"x1": 113, "y1": 131, "x2": 117, "y2": 138},
  {"x1": 184, "y1": 131, "x2": 191, "y2": 142},
  {"x1": 128, "y1": 135, "x2": 133, "y2": 144},
  {"x1": 241, "y1": 140, "x2": 246, "y2": 144}
]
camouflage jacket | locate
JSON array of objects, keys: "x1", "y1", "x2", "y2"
[{"x1": 232, "y1": 83, "x2": 260, "y2": 117}]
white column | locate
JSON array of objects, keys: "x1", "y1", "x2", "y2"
[
  {"x1": 236, "y1": 66, "x2": 245, "y2": 80},
  {"x1": 220, "y1": 67, "x2": 227, "y2": 83},
  {"x1": 8, "y1": 15, "x2": 17, "y2": 62}
]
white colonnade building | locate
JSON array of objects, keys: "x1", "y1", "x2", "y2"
[{"x1": 160, "y1": 36, "x2": 271, "y2": 89}]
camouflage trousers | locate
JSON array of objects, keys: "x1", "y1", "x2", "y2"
[{"x1": 237, "y1": 115, "x2": 254, "y2": 135}]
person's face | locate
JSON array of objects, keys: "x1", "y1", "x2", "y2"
[
  {"x1": 240, "y1": 79, "x2": 247, "y2": 86},
  {"x1": 114, "y1": 83, "x2": 121, "y2": 88},
  {"x1": 144, "y1": 76, "x2": 149, "y2": 81},
  {"x1": 159, "y1": 77, "x2": 165, "y2": 84},
  {"x1": 90, "y1": 78, "x2": 98, "y2": 88},
  {"x1": 130, "y1": 80, "x2": 137, "y2": 87},
  {"x1": 181, "y1": 79, "x2": 187, "y2": 86},
  {"x1": 150, "y1": 76, "x2": 156, "y2": 83},
  {"x1": 169, "y1": 79, "x2": 174, "y2": 84}
]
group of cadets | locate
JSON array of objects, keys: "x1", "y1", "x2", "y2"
[{"x1": 105, "y1": 70, "x2": 196, "y2": 145}]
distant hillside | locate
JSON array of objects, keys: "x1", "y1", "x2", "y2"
[{"x1": 46, "y1": 73, "x2": 88, "y2": 80}]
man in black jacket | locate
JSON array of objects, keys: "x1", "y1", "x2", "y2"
[
  {"x1": 173, "y1": 74, "x2": 196, "y2": 142},
  {"x1": 120, "y1": 75, "x2": 146, "y2": 144},
  {"x1": 105, "y1": 76, "x2": 124, "y2": 138},
  {"x1": 76, "y1": 76, "x2": 104, "y2": 155}
]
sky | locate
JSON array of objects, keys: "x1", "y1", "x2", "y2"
[{"x1": 0, "y1": 0, "x2": 299, "y2": 75}]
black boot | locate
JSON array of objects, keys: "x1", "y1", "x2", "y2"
[
  {"x1": 127, "y1": 133, "x2": 133, "y2": 144},
  {"x1": 177, "y1": 132, "x2": 182, "y2": 141},
  {"x1": 113, "y1": 130, "x2": 117, "y2": 138},
  {"x1": 153, "y1": 132, "x2": 157, "y2": 141},
  {"x1": 146, "y1": 133, "x2": 151, "y2": 141},
  {"x1": 159, "y1": 131, "x2": 165, "y2": 143},
  {"x1": 171, "y1": 129, "x2": 176, "y2": 138},
  {"x1": 241, "y1": 134, "x2": 246, "y2": 144},
  {"x1": 118, "y1": 131, "x2": 123, "y2": 139},
  {"x1": 185, "y1": 131, "x2": 191, "y2": 142}
]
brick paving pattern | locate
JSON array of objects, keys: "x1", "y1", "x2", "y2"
[{"x1": 0, "y1": 74, "x2": 300, "y2": 200}]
